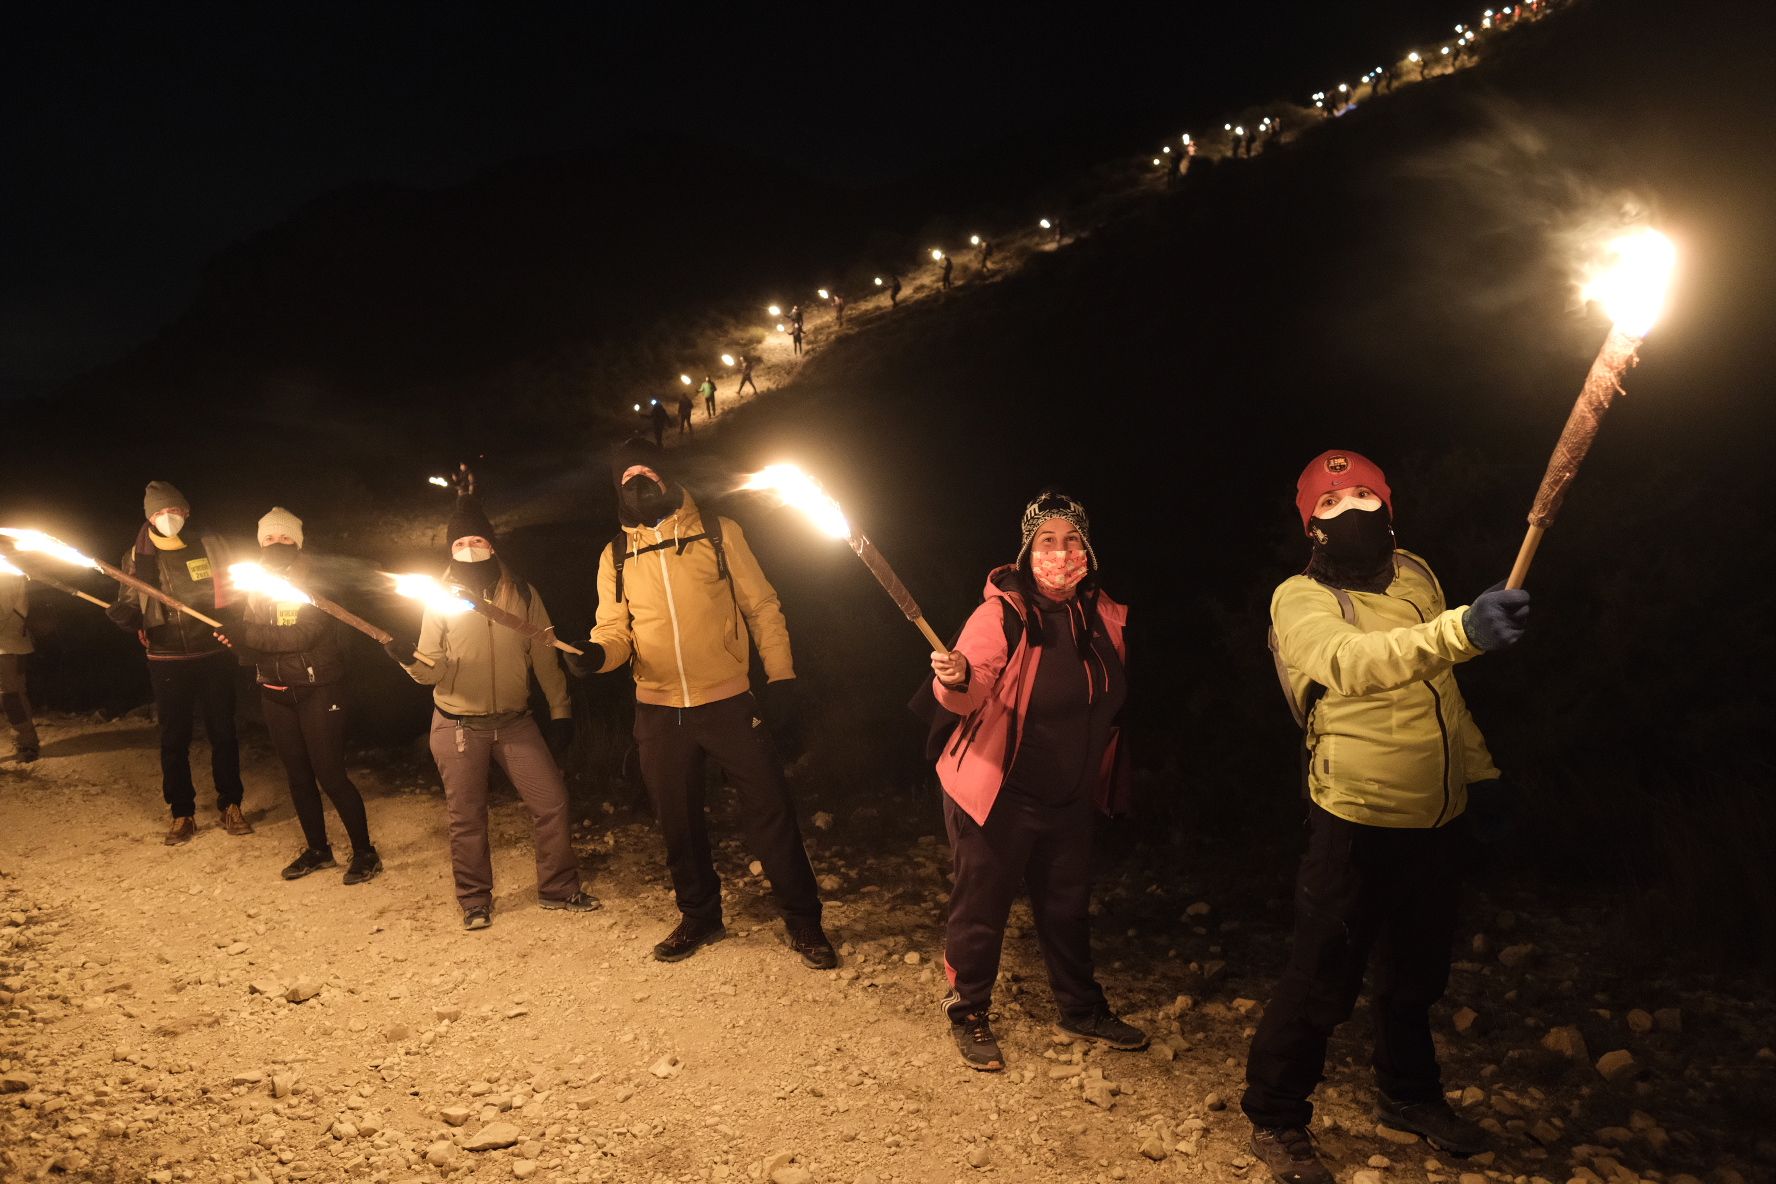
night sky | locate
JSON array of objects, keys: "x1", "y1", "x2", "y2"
[{"x1": 4, "y1": 0, "x2": 1476, "y2": 402}]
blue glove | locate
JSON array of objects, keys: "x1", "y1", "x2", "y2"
[{"x1": 1464, "y1": 582, "x2": 1530, "y2": 651}]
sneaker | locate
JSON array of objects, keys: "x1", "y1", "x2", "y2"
[
  {"x1": 1250, "y1": 1125, "x2": 1334, "y2": 1184},
  {"x1": 540, "y1": 890, "x2": 602, "y2": 912},
  {"x1": 1375, "y1": 1094, "x2": 1487, "y2": 1156},
  {"x1": 281, "y1": 847, "x2": 337, "y2": 880},
  {"x1": 342, "y1": 849, "x2": 382, "y2": 885},
  {"x1": 1055, "y1": 1009, "x2": 1150, "y2": 1051},
  {"x1": 950, "y1": 1009, "x2": 1005, "y2": 1072},
  {"x1": 785, "y1": 918, "x2": 838, "y2": 969},
  {"x1": 463, "y1": 906, "x2": 492, "y2": 931},
  {"x1": 652, "y1": 916, "x2": 726, "y2": 963},
  {"x1": 164, "y1": 816, "x2": 196, "y2": 846},
  {"x1": 220, "y1": 803, "x2": 254, "y2": 836}
]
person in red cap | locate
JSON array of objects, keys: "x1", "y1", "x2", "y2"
[{"x1": 1243, "y1": 450, "x2": 1530, "y2": 1184}]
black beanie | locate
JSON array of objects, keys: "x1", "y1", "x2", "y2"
[
  {"x1": 610, "y1": 436, "x2": 670, "y2": 494},
  {"x1": 446, "y1": 495, "x2": 497, "y2": 546}
]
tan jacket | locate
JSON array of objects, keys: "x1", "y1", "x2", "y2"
[
  {"x1": 590, "y1": 493, "x2": 793, "y2": 707},
  {"x1": 1271, "y1": 549, "x2": 1498, "y2": 829},
  {"x1": 0, "y1": 575, "x2": 30, "y2": 656},
  {"x1": 402, "y1": 573, "x2": 571, "y2": 720}
]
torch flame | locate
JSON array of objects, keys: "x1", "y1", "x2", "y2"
[
  {"x1": 817, "y1": 288, "x2": 830, "y2": 300},
  {"x1": 387, "y1": 573, "x2": 474, "y2": 616},
  {"x1": 721, "y1": 353, "x2": 736, "y2": 366},
  {"x1": 740, "y1": 465, "x2": 851, "y2": 540},
  {"x1": 0, "y1": 529, "x2": 102, "y2": 570},
  {"x1": 0, "y1": 554, "x2": 22, "y2": 577},
  {"x1": 1581, "y1": 228, "x2": 1677, "y2": 339},
  {"x1": 228, "y1": 562, "x2": 313, "y2": 606},
  {"x1": 428, "y1": 475, "x2": 450, "y2": 487}
]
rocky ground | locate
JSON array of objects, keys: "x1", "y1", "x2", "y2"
[{"x1": 1, "y1": 714, "x2": 1772, "y2": 1184}]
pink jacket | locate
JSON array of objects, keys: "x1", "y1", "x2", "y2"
[{"x1": 933, "y1": 567, "x2": 1130, "y2": 825}]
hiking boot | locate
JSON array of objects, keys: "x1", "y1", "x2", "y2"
[
  {"x1": 462, "y1": 906, "x2": 492, "y2": 931},
  {"x1": 540, "y1": 890, "x2": 602, "y2": 912},
  {"x1": 1375, "y1": 1095, "x2": 1487, "y2": 1156},
  {"x1": 281, "y1": 847, "x2": 337, "y2": 880},
  {"x1": 1055, "y1": 1009, "x2": 1150, "y2": 1051},
  {"x1": 16, "y1": 749, "x2": 37, "y2": 764},
  {"x1": 220, "y1": 803, "x2": 254, "y2": 835},
  {"x1": 950, "y1": 1009, "x2": 1006, "y2": 1072},
  {"x1": 785, "y1": 918, "x2": 838, "y2": 969},
  {"x1": 1250, "y1": 1125, "x2": 1334, "y2": 1184},
  {"x1": 342, "y1": 848, "x2": 382, "y2": 885},
  {"x1": 652, "y1": 916, "x2": 726, "y2": 963},
  {"x1": 164, "y1": 816, "x2": 196, "y2": 846}
]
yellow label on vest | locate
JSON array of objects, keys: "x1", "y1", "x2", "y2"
[
  {"x1": 186, "y1": 557, "x2": 212, "y2": 582},
  {"x1": 276, "y1": 604, "x2": 301, "y2": 626}
]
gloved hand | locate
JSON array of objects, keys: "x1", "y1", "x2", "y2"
[
  {"x1": 546, "y1": 717, "x2": 576, "y2": 757},
  {"x1": 1464, "y1": 582, "x2": 1531, "y2": 651},
  {"x1": 761, "y1": 678, "x2": 802, "y2": 755},
  {"x1": 382, "y1": 638, "x2": 417, "y2": 666},
  {"x1": 561, "y1": 643, "x2": 606, "y2": 680}
]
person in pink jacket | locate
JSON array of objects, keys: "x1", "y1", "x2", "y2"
[{"x1": 927, "y1": 491, "x2": 1146, "y2": 1071}]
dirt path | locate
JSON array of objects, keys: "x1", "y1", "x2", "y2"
[{"x1": 2, "y1": 715, "x2": 1769, "y2": 1184}]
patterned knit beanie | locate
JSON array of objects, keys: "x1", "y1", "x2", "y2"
[{"x1": 1017, "y1": 490, "x2": 1098, "y2": 570}]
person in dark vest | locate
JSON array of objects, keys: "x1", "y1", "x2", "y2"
[
  {"x1": 107, "y1": 480, "x2": 248, "y2": 845},
  {"x1": 1243, "y1": 450, "x2": 1529, "y2": 1183},
  {"x1": 736, "y1": 355, "x2": 759, "y2": 399},
  {"x1": 677, "y1": 389, "x2": 695, "y2": 437},
  {"x1": 386, "y1": 494, "x2": 597, "y2": 929},
  {"x1": 214, "y1": 507, "x2": 381, "y2": 884},
  {"x1": 926, "y1": 491, "x2": 1145, "y2": 1071},
  {"x1": 889, "y1": 274, "x2": 902, "y2": 308},
  {"x1": 573, "y1": 438, "x2": 835, "y2": 969}
]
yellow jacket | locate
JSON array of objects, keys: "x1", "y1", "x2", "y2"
[
  {"x1": 1271, "y1": 549, "x2": 1498, "y2": 829},
  {"x1": 403, "y1": 573, "x2": 571, "y2": 721},
  {"x1": 589, "y1": 493, "x2": 793, "y2": 707}
]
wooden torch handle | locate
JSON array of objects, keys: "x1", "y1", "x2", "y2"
[{"x1": 1505, "y1": 525, "x2": 1545, "y2": 591}]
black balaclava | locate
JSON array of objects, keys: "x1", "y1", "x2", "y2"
[
  {"x1": 260, "y1": 543, "x2": 299, "y2": 571},
  {"x1": 445, "y1": 495, "x2": 502, "y2": 595},
  {"x1": 611, "y1": 437, "x2": 683, "y2": 528},
  {"x1": 1305, "y1": 504, "x2": 1397, "y2": 592}
]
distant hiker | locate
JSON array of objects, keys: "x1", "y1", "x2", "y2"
[
  {"x1": 1242, "y1": 451, "x2": 1528, "y2": 1184},
  {"x1": 574, "y1": 437, "x2": 836, "y2": 970},
  {"x1": 977, "y1": 239, "x2": 994, "y2": 274},
  {"x1": 0, "y1": 565, "x2": 38, "y2": 763},
  {"x1": 889, "y1": 274, "x2": 902, "y2": 307},
  {"x1": 214, "y1": 508, "x2": 380, "y2": 884},
  {"x1": 940, "y1": 254, "x2": 954, "y2": 292},
  {"x1": 790, "y1": 304, "x2": 804, "y2": 334},
  {"x1": 650, "y1": 399, "x2": 669, "y2": 447},
  {"x1": 791, "y1": 320, "x2": 804, "y2": 356},
  {"x1": 1375, "y1": 65, "x2": 1393, "y2": 94},
  {"x1": 832, "y1": 291, "x2": 846, "y2": 326},
  {"x1": 385, "y1": 495, "x2": 597, "y2": 930},
  {"x1": 925, "y1": 491, "x2": 1145, "y2": 1072},
  {"x1": 677, "y1": 389, "x2": 694, "y2": 436},
  {"x1": 107, "y1": 481, "x2": 247, "y2": 846},
  {"x1": 699, "y1": 375, "x2": 717, "y2": 419},
  {"x1": 448, "y1": 462, "x2": 477, "y2": 497},
  {"x1": 737, "y1": 355, "x2": 759, "y2": 398}
]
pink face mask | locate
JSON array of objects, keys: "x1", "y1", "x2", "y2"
[{"x1": 1030, "y1": 549, "x2": 1089, "y2": 594}]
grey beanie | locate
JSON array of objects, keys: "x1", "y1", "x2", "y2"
[{"x1": 144, "y1": 480, "x2": 189, "y2": 520}]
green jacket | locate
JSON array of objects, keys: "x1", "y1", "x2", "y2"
[{"x1": 1271, "y1": 549, "x2": 1498, "y2": 829}]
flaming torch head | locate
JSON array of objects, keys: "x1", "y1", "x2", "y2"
[
  {"x1": 721, "y1": 353, "x2": 736, "y2": 366},
  {"x1": 428, "y1": 475, "x2": 450, "y2": 488},
  {"x1": 228, "y1": 562, "x2": 313, "y2": 606},
  {"x1": 388, "y1": 573, "x2": 474, "y2": 616},
  {"x1": 0, "y1": 529, "x2": 102, "y2": 570},
  {"x1": 740, "y1": 465, "x2": 852, "y2": 541},
  {"x1": 1581, "y1": 228, "x2": 1677, "y2": 339},
  {"x1": 0, "y1": 553, "x2": 22, "y2": 577}
]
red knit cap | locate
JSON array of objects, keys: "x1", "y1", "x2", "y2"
[{"x1": 1294, "y1": 450, "x2": 1393, "y2": 533}]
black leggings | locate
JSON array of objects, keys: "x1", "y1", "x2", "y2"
[{"x1": 261, "y1": 684, "x2": 371, "y2": 854}]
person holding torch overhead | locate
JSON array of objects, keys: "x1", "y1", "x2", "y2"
[
  {"x1": 574, "y1": 437, "x2": 835, "y2": 969},
  {"x1": 1241, "y1": 451, "x2": 1528, "y2": 1183},
  {"x1": 106, "y1": 480, "x2": 248, "y2": 845},
  {"x1": 927, "y1": 491, "x2": 1144, "y2": 1072},
  {"x1": 212, "y1": 508, "x2": 381, "y2": 884},
  {"x1": 386, "y1": 494, "x2": 597, "y2": 930}
]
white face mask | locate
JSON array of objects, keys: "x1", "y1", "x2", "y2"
[
  {"x1": 151, "y1": 512, "x2": 186, "y2": 538},
  {"x1": 451, "y1": 544, "x2": 493, "y2": 564}
]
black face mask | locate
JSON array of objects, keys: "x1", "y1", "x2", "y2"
[
  {"x1": 1309, "y1": 505, "x2": 1394, "y2": 565},
  {"x1": 260, "y1": 543, "x2": 299, "y2": 571},
  {"x1": 447, "y1": 557, "x2": 501, "y2": 597},
  {"x1": 619, "y1": 475, "x2": 681, "y2": 528}
]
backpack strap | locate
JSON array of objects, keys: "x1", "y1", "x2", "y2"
[{"x1": 608, "y1": 521, "x2": 736, "y2": 613}]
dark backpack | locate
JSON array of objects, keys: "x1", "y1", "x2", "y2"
[{"x1": 906, "y1": 598, "x2": 1023, "y2": 762}]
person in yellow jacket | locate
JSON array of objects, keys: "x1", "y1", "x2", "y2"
[
  {"x1": 576, "y1": 438, "x2": 834, "y2": 969},
  {"x1": 388, "y1": 494, "x2": 599, "y2": 930},
  {"x1": 1243, "y1": 450, "x2": 1529, "y2": 1184}
]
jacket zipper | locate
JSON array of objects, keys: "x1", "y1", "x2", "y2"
[
  {"x1": 653, "y1": 528, "x2": 693, "y2": 705},
  {"x1": 1401, "y1": 594, "x2": 1455, "y2": 826}
]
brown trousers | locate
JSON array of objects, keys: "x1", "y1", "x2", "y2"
[
  {"x1": 428, "y1": 710, "x2": 580, "y2": 911},
  {"x1": 0, "y1": 655, "x2": 39, "y2": 757}
]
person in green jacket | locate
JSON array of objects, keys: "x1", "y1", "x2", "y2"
[{"x1": 1243, "y1": 450, "x2": 1530, "y2": 1184}]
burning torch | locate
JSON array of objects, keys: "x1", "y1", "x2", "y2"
[
  {"x1": 229, "y1": 563, "x2": 435, "y2": 667},
  {"x1": 0, "y1": 549, "x2": 109, "y2": 608},
  {"x1": 387, "y1": 573, "x2": 583, "y2": 655},
  {"x1": 1505, "y1": 228, "x2": 1678, "y2": 589},
  {"x1": 0, "y1": 528, "x2": 222, "y2": 628},
  {"x1": 741, "y1": 465, "x2": 947, "y2": 653}
]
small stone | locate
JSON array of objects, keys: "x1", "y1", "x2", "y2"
[
  {"x1": 1452, "y1": 1006, "x2": 1480, "y2": 1034},
  {"x1": 0, "y1": 1071, "x2": 34, "y2": 1093},
  {"x1": 1459, "y1": 1174, "x2": 1488, "y2": 1184},
  {"x1": 770, "y1": 1167, "x2": 813, "y2": 1184},
  {"x1": 464, "y1": 1121, "x2": 522, "y2": 1151},
  {"x1": 1185, "y1": 901, "x2": 1212, "y2": 918},
  {"x1": 226, "y1": 941, "x2": 248, "y2": 955},
  {"x1": 1653, "y1": 1007, "x2": 1682, "y2": 1033},
  {"x1": 1497, "y1": 943, "x2": 1536, "y2": 969},
  {"x1": 1204, "y1": 1091, "x2": 1227, "y2": 1112},
  {"x1": 248, "y1": 979, "x2": 283, "y2": 997},
  {"x1": 440, "y1": 1105, "x2": 472, "y2": 1127},
  {"x1": 435, "y1": 1005, "x2": 462, "y2": 1022},
  {"x1": 748, "y1": 860, "x2": 765, "y2": 876},
  {"x1": 284, "y1": 977, "x2": 322, "y2": 1004},
  {"x1": 1367, "y1": 1155, "x2": 1392, "y2": 1168},
  {"x1": 650, "y1": 1054, "x2": 683, "y2": 1079},
  {"x1": 812, "y1": 811, "x2": 833, "y2": 830},
  {"x1": 330, "y1": 1120, "x2": 357, "y2": 1140},
  {"x1": 1541, "y1": 1025, "x2": 1590, "y2": 1061},
  {"x1": 1626, "y1": 1008, "x2": 1654, "y2": 1034},
  {"x1": 512, "y1": 1160, "x2": 538, "y2": 1180},
  {"x1": 1374, "y1": 1122, "x2": 1422, "y2": 1145},
  {"x1": 1231, "y1": 998, "x2": 1261, "y2": 1017},
  {"x1": 967, "y1": 1143, "x2": 992, "y2": 1168},
  {"x1": 903, "y1": 952, "x2": 921, "y2": 966},
  {"x1": 271, "y1": 1072, "x2": 296, "y2": 1099},
  {"x1": 1139, "y1": 1135, "x2": 1168, "y2": 1161},
  {"x1": 1596, "y1": 1049, "x2": 1636, "y2": 1082},
  {"x1": 1082, "y1": 1078, "x2": 1117, "y2": 1109},
  {"x1": 425, "y1": 1140, "x2": 456, "y2": 1166},
  {"x1": 1352, "y1": 1172, "x2": 1384, "y2": 1184},
  {"x1": 231, "y1": 1070, "x2": 266, "y2": 1086}
]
